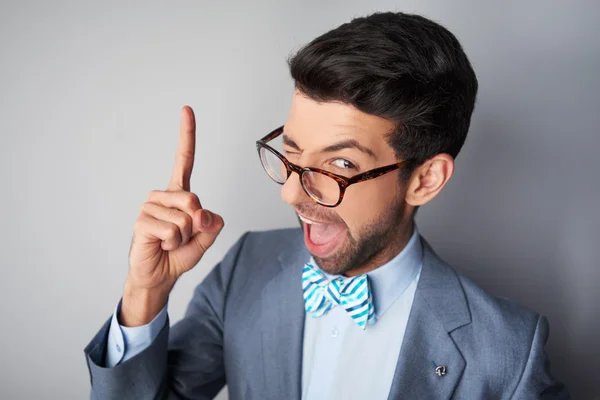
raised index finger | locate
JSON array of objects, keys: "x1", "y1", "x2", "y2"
[{"x1": 168, "y1": 106, "x2": 196, "y2": 192}]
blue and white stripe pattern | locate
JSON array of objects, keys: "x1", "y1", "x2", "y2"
[{"x1": 302, "y1": 262, "x2": 376, "y2": 329}]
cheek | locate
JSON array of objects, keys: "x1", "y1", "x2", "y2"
[{"x1": 336, "y1": 178, "x2": 402, "y2": 230}]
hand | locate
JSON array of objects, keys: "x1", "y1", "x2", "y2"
[{"x1": 121, "y1": 106, "x2": 224, "y2": 326}]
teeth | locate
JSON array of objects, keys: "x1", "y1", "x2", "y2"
[{"x1": 299, "y1": 215, "x2": 319, "y2": 225}]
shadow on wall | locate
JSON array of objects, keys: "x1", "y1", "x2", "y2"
[{"x1": 416, "y1": 109, "x2": 600, "y2": 398}]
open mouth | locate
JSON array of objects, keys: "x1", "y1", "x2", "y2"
[{"x1": 299, "y1": 214, "x2": 346, "y2": 257}]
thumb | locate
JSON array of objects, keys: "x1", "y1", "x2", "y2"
[
  {"x1": 171, "y1": 209, "x2": 224, "y2": 274},
  {"x1": 192, "y1": 208, "x2": 225, "y2": 248}
]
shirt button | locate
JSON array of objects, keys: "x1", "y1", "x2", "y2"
[
  {"x1": 331, "y1": 328, "x2": 338, "y2": 338},
  {"x1": 116, "y1": 344, "x2": 122, "y2": 353}
]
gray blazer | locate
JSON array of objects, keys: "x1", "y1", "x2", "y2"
[{"x1": 84, "y1": 228, "x2": 569, "y2": 399}]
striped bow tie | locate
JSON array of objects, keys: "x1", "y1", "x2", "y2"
[{"x1": 302, "y1": 262, "x2": 376, "y2": 329}]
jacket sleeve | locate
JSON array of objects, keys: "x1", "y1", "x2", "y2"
[
  {"x1": 84, "y1": 232, "x2": 250, "y2": 400},
  {"x1": 510, "y1": 315, "x2": 570, "y2": 400}
]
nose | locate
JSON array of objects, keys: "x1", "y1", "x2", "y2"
[{"x1": 281, "y1": 171, "x2": 311, "y2": 206}]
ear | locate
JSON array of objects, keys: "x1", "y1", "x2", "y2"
[{"x1": 405, "y1": 154, "x2": 454, "y2": 207}]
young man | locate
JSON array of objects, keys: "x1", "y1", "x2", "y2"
[{"x1": 85, "y1": 12, "x2": 568, "y2": 399}]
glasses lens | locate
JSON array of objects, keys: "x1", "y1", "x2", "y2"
[
  {"x1": 301, "y1": 171, "x2": 340, "y2": 206},
  {"x1": 259, "y1": 147, "x2": 287, "y2": 184}
]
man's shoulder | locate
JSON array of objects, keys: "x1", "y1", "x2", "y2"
[
  {"x1": 419, "y1": 240, "x2": 566, "y2": 396},
  {"x1": 423, "y1": 238, "x2": 540, "y2": 324},
  {"x1": 424, "y1": 242, "x2": 543, "y2": 358},
  {"x1": 457, "y1": 271, "x2": 541, "y2": 335}
]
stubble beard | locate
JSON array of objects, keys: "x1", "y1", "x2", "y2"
[{"x1": 299, "y1": 197, "x2": 407, "y2": 276}]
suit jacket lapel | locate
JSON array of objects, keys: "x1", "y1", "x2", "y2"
[
  {"x1": 387, "y1": 237, "x2": 472, "y2": 400},
  {"x1": 259, "y1": 234, "x2": 309, "y2": 400}
]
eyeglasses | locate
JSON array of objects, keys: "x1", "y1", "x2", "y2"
[{"x1": 256, "y1": 126, "x2": 410, "y2": 207}]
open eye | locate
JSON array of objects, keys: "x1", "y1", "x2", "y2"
[{"x1": 331, "y1": 158, "x2": 357, "y2": 171}]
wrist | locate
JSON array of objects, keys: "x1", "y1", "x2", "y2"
[{"x1": 120, "y1": 280, "x2": 174, "y2": 327}]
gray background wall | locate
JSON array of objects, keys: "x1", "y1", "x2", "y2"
[{"x1": 1, "y1": 0, "x2": 598, "y2": 399}]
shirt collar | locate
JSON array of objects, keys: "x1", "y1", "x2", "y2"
[{"x1": 309, "y1": 226, "x2": 423, "y2": 319}]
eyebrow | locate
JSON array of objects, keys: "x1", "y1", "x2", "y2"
[
  {"x1": 282, "y1": 134, "x2": 377, "y2": 159},
  {"x1": 322, "y1": 140, "x2": 377, "y2": 159},
  {"x1": 282, "y1": 134, "x2": 301, "y2": 150}
]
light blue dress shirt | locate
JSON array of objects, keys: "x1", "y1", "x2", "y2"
[
  {"x1": 106, "y1": 227, "x2": 423, "y2": 399},
  {"x1": 105, "y1": 299, "x2": 168, "y2": 366},
  {"x1": 301, "y1": 228, "x2": 422, "y2": 400}
]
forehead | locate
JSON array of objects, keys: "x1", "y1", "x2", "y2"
[{"x1": 283, "y1": 91, "x2": 396, "y2": 153}]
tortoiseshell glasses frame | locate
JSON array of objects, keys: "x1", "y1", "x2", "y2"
[{"x1": 256, "y1": 126, "x2": 411, "y2": 208}]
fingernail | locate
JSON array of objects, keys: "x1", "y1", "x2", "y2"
[{"x1": 201, "y1": 210, "x2": 212, "y2": 228}]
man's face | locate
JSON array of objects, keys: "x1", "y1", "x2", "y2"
[{"x1": 281, "y1": 91, "x2": 413, "y2": 276}]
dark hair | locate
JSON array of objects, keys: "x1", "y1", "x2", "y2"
[{"x1": 288, "y1": 12, "x2": 478, "y2": 180}]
